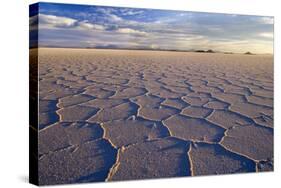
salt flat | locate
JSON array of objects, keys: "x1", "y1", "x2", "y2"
[{"x1": 34, "y1": 48, "x2": 273, "y2": 185}]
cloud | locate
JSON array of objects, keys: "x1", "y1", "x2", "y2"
[
  {"x1": 258, "y1": 32, "x2": 273, "y2": 38},
  {"x1": 120, "y1": 9, "x2": 144, "y2": 16},
  {"x1": 30, "y1": 15, "x2": 38, "y2": 25},
  {"x1": 29, "y1": 15, "x2": 38, "y2": 31},
  {"x1": 259, "y1": 17, "x2": 274, "y2": 24},
  {"x1": 116, "y1": 28, "x2": 148, "y2": 36},
  {"x1": 77, "y1": 21, "x2": 105, "y2": 30},
  {"x1": 150, "y1": 44, "x2": 159, "y2": 49},
  {"x1": 93, "y1": 7, "x2": 123, "y2": 22},
  {"x1": 34, "y1": 4, "x2": 274, "y2": 54},
  {"x1": 109, "y1": 14, "x2": 123, "y2": 22},
  {"x1": 39, "y1": 14, "x2": 106, "y2": 31},
  {"x1": 39, "y1": 14, "x2": 77, "y2": 27}
]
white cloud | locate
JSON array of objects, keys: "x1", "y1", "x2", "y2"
[
  {"x1": 29, "y1": 15, "x2": 38, "y2": 31},
  {"x1": 259, "y1": 17, "x2": 274, "y2": 24},
  {"x1": 29, "y1": 15, "x2": 38, "y2": 25},
  {"x1": 94, "y1": 7, "x2": 123, "y2": 22},
  {"x1": 109, "y1": 14, "x2": 123, "y2": 22},
  {"x1": 35, "y1": 10, "x2": 273, "y2": 54},
  {"x1": 259, "y1": 32, "x2": 273, "y2": 38},
  {"x1": 150, "y1": 44, "x2": 159, "y2": 49},
  {"x1": 117, "y1": 28, "x2": 148, "y2": 36},
  {"x1": 77, "y1": 21, "x2": 105, "y2": 30},
  {"x1": 121, "y1": 9, "x2": 144, "y2": 16},
  {"x1": 39, "y1": 14, "x2": 77, "y2": 27},
  {"x1": 38, "y1": 14, "x2": 106, "y2": 31}
]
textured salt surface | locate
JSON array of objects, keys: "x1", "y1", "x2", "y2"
[{"x1": 34, "y1": 48, "x2": 273, "y2": 185}]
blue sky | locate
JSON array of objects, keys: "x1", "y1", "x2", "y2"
[{"x1": 30, "y1": 2, "x2": 274, "y2": 53}]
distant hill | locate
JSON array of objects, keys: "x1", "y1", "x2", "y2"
[
  {"x1": 245, "y1": 51, "x2": 254, "y2": 55},
  {"x1": 195, "y1": 49, "x2": 215, "y2": 53}
]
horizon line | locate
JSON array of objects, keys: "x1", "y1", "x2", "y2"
[{"x1": 29, "y1": 46, "x2": 273, "y2": 55}]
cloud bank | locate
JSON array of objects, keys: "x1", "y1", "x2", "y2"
[{"x1": 30, "y1": 3, "x2": 274, "y2": 54}]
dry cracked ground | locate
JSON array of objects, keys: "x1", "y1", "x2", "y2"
[{"x1": 34, "y1": 48, "x2": 273, "y2": 185}]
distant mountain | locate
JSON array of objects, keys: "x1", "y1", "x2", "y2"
[
  {"x1": 245, "y1": 52, "x2": 254, "y2": 55},
  {"x1": 194, "y1": 49, "x2": 215, "y2": 53}
]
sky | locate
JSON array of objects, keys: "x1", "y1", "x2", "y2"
[{"x1": 30, "y1": 2, "x2": 274, "y2": 54}]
